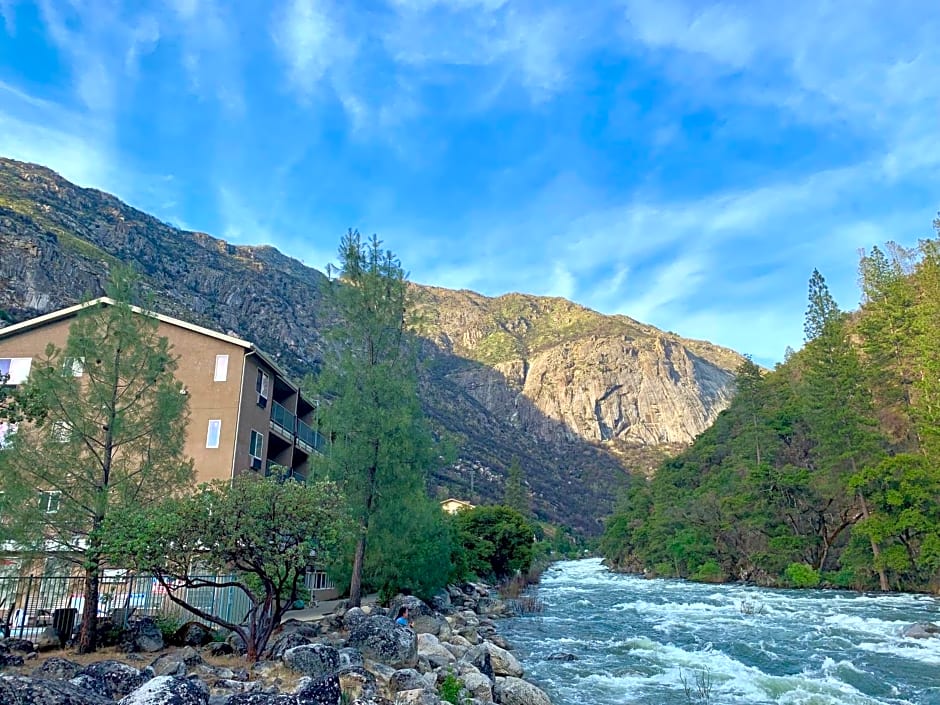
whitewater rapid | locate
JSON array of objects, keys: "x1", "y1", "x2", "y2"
[{"x1": 497, "y1": 558, "x2": 940, "y2": 704}]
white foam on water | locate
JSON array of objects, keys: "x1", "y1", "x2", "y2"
[{"x1": 856, "y1": 638, "x2": 940, "y2": 665}]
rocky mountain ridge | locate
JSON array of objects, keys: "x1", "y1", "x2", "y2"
[{"x1": 0, "y1": 157, "x2": 744, "y2": 532}]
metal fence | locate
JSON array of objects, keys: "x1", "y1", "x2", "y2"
[{"x1": 0, "y1": 568, "x2": 335, "y2": 641}]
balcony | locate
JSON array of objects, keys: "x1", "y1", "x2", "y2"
[
  {"x1": 270, "y1": 401, "x2": 296, "y2": 440},
  {"x1": 296, "y1": 420, "x2": 326, "y2": 455}
]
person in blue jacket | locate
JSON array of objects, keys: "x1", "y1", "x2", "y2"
[{"x1": 395, "y1": 605, "x2": 412, "y2": 627}]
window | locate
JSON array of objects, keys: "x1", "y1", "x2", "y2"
[
  {"x1": 0, "y1": 358, "x2": 32, "y2": 385},
  {"x1": 256, "y1": 370, "x2": 269, "y2": 408},
  {"x1": 214, "y1": 354, "x2": 229, "y2": 382},
  {"x1": 0, "y1": 422, "x2": 15, "y2": 450},
  {"x1": 249, "y1": 430, "x2": 263, "y2": 470},
  {"x1": 51, "y1": 421, "x2": 72, "y2": 443},
  {"x1": 206, "y1": 420, "x2": 222, "y2": 449},
  {"x1": 64, "y1": 357, "x2": 84, "y2": 377},
  {"x1": 38, "y1": 491, "x2": 61, "y2": 514}
]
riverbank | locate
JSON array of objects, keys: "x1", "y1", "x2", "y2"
[{"x1": 0, "y1": 581, "x2": 553, "y2": 704}]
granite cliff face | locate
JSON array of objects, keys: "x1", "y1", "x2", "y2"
[{"x1": 0, "y1": 157, "x2": 744, "y2": 532}]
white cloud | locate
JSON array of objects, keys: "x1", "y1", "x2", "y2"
[{"x1": 271, "y1": 0, "x2": 351, "y2": 99}]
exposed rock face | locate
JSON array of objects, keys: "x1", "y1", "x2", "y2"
[
  {"x1": 0, "y1": 157, "x2": 744, "y2": 532},
  {"x1": 346, "y1": 617, "x2": 418, "y2": 670}
]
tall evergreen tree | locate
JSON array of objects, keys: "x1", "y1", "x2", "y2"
[
  {"x1": 309, "y1": 230, "x2": 444, "y2": 606},
  {"x1": 801, "y1": 270, "x2": 888, "y2": 588},
  {"x1": 0, "y1": 270, "x2": 193, "y2": 652},
  {"x1": 503, "y1": 456, "x2": 530, "y2": 517}
]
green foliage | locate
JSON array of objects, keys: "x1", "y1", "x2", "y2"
[
  {"x1": 0, "y1": 268, "x2": 193, "y2": 652},
  {"x1": 503, "y1": 456, "x2": 530, "y2": 517},
  {"x1": 451, "y1": 505, "x2": 535, "y2": 582},
  {"x1": 784, "y1": 563, "x2": 821, "y2": 588},
  {"x1": 306, "y1": 230, "x2": 451, "y2": 606},
  {"x1": 155, "y1": 616, "x2": 184, "y2": 640},
  {"x1": 438, "y1": 669, "x2": 466, "y2": 705},
  {"x1": 599, "y1": 220, "x2": 940, "y2": 593},
  {"x1": 103, "y1": 474, "x2": 348, "y2": 661},
  {"x1": 690, "y1": 560, "x2": 724, "y2": 583}
]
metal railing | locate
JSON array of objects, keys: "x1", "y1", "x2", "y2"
[
  {"x1": 0, "y1": 569, "x2": 334, "y2": 639},
  {"x1": 270, "y1": 401, "x2": 296, "y2": 438},
  {"x1": 296, "y1": 420, "x2": 326, "y2": 455}
]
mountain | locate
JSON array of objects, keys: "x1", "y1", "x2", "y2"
[{"x1": 0, "y1": 157, "x2": 744, "y2": 533}]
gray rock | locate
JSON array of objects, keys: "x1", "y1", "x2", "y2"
[
  {"x1": 283, "y1": 643, "x2": 340, "y2": 679},
  {"x1": 460, "y1": 645, "x2": 493, "y2": 681},
  {"x1": 339, "y1": 666, "x2": 378, "y2": 701},
  {"x1": 459, "y1": 670, "x2": 493, "y2": 702},
  {"x1": 174, "y1": 622, "x2": 216, "y2": 648},
  {"x1": 492, "y1": 677, "x2": 551, "y2": 705},
  {"x1": 294, "y1": 674, "x2": 340, "y2": 705},
  {"x1": 487, "y1": 635, "x2": 511, "y2": 651},
  {"x1": 430, "y1": 591, "x2": 452, "y2": 615},
  {"x1": 69, "y1": 674, "x2": 114, "y2": 699},
  {"x1": 416, "y1": 634, "x2": 455, "y2": 669},
  {"x1": 901, "y1": 622, "x2": 940, "y2": 639},
  {"x1": 78, "y1": 660, "x2": 150, "y2": 698},
  {"x1": 224, "y1": 694, "x2": 297, "y2": 705},
  {"x1": 388, "y1": 669, "x2": 426, "y2": 694},
  {"x1": 392, "y1": 689, "x2": 441, "y2": 705},
  {"x1": 122, "y1": 617, "x2": 165, "y2": 653},
  {"x1": 343, "y1": 607, "x2": 369, "y2": 631},
  {"x1": 0, "y1": 652, "x2": 24, "y2": 668},
  {"x1": 479, "y1": 643, "x2": 522, "y2": 678},
  {"x1": 267, "y1": 631, "x2": 318, "y2": 660},
  {"x1": 32, "y1": 656, "x2": 83, "y2": 680},
  {"x1": 118, "y1": 675, "x2": 210, "y2": 704},
  {"x1": 0, "y1": 674, "x2": 114, "y2": 704},
  {"x1": 346, "y1": 616, "x2": 417, "y2": 670},
  {"x1": 2, "y1": 637, "x2": 37, "y2": 655},
  {"x1": 339, "y1": 647, "x2": 364, "y2": 670},
  {"x1": 35, "y1": 626, "x2": 63, "y2": 651},
  {"x1": 204, "y1": 641, "x2": 236, "y2": 657},
  {"x1": 545, "y1": 652, "x2": 576, "y2": 661},
  {"x1": 150, "y1": 647, "x2": 207, "y2": 676}
]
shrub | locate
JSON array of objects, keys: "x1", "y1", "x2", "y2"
[
  {"x1": 784, "y1": 562, "x2": 821, "y2": 588},
  {"x1": 438, "y1": 669, "x2": 465, "y2": 705},
  {"x1": 690, "y1": 560, "x2": 724, "y2": 583},
  {"x1": 155, "y1": 615, "x2": 183, "y2": 640}
]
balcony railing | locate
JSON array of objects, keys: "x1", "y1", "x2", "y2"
[
  {"x1": 296, "y1": 420, "x2": 326, "y2": 455},
  {"x1": 270, "y1": 401, "x2": 296, "y2": 439}
]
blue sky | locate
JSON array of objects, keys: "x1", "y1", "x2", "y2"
[{"x1": 1, "y1": 1, "x2": 938, "y2": 365}]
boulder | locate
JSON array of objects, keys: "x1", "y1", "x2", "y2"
[
  {"x1": 294, "y1": 674, "x2": 341, "y2": 705},
  {"x1": 224, "y1": 695, "x2": 297, "y2": 705},
  {"x1": 388, "y1": 669, "x2": 426, "y2": 694},
  {"x1": 458, "y1": 669, "x2": 493, "y2": 702},
  {"x1": 393, "y1": 689, "x2": 441, "y2": 705},
  {"x1": 346, "y1": 616, "x2": 417, "y2": 670},
  {"x1": 487, "y1": 635, "x2": 511, "y2": 651},
  {"x1": 480, "y1": 643, "x2": 522, "y2": 678},
  {"x1": 32, "y1": 656, "x2": 83, "y2": 680},
  {"x1": 430, "y1": 591, "x2": 452, "y2": 615},
  {"x1": 2, "y1": 637, "x2": 37, "y2": 655},
  {"x1": 0, "y1": 674, "x2": 114, "y2": 705},
  {"x1": 492, "y1": 677, "x2": 551, "y2": 705},
  {"x1": 35, "y1": 626, "x2": 63, "y2": 651},
  {"x1": 545, "y1": 652, "x2": 576, "y2": 662},
  {"x1": 0, "y1": 652, "x2": 24, "y2": 668},
  {"x1": 460, "y1": 645, "x2": 493, "y2": 681},
  {"x1": 150, "y1": 647, "x2": 206, "y2": 677},
  {"x1": 118, "y1": 675, "x2": 209, "y2": 704},
  {"x1": 174, "y1": 622, "x2": 215, "y2": 648},
  {"x1": 339, "y1": 666, "x2": 378, "y2": 701},
  {"x1": 339, "y1": 647, "x2": 365, "y2": 670},
  {"x1": 267, "y1": 631, "x2": 318, "y2": 660},
  {"x1": 416, "y1": 634, "x2": 455, "y2": 669},
  {"x1": 283, "y1": 643, "x2": 340, "y2": 679},
  {"x1": 78, "y1": 660, "x2": 150, "y2": 698},
  {"x1": 343, "y1": 607, "x2": 370, "y2": 631},
  {"x1": 122, "y1": 617, "x2": 165, "y2": 653},
  {"x1": 70, "y1": 674, "x2": 115, "y2": 699},
  {"x1": 902, "y1": 622, "x2": 940, "y2": 639},
  {"x1": 203, "y1": 641, "x2": 235, "y2": 657}
]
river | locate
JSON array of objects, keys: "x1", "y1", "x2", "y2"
[{"x1": 498, "y1": 558, "x2": 940, "y2": 705}]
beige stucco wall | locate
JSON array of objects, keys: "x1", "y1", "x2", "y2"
[{"x1": 0, "y1": 314, "x2": 247, "y2": 485}]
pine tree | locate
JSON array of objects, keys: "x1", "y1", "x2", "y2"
[
  {"x1": 309, "y1": 230, "x2": 444, "y2": 606},
  {"x1": 503, "y1": 456, "x2": 530, "y2": 517},
  {"x1": 801, "y1": 270, "x2": 888, "y2": 588},
  {"x1": 0, "y1": 269, "x2": 193, "y2": 652}
]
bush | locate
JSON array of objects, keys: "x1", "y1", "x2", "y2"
[
  {"x1": 690, "y1": 560, "x2": 724, "y2": 583},
  {"x1": 155, "y1": 615, "x2": 183, "y2": 640},
  {"x1": 438, "y1": 669, "x2": 465, "y2": 705},
  {"x1": 451, "y1": 505, "x2": 535, "y2": 582},
  {"x1": 784, "y1": 562, "x2": 820, "y2": 588}
]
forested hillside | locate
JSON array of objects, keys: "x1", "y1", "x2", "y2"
[{"x1": 601, "y1": 217, "x2": 940, "y2": 592}]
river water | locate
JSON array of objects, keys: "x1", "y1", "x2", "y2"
[{"x1": 498, "y1": 558, "x2": 940, "y2": 705}]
